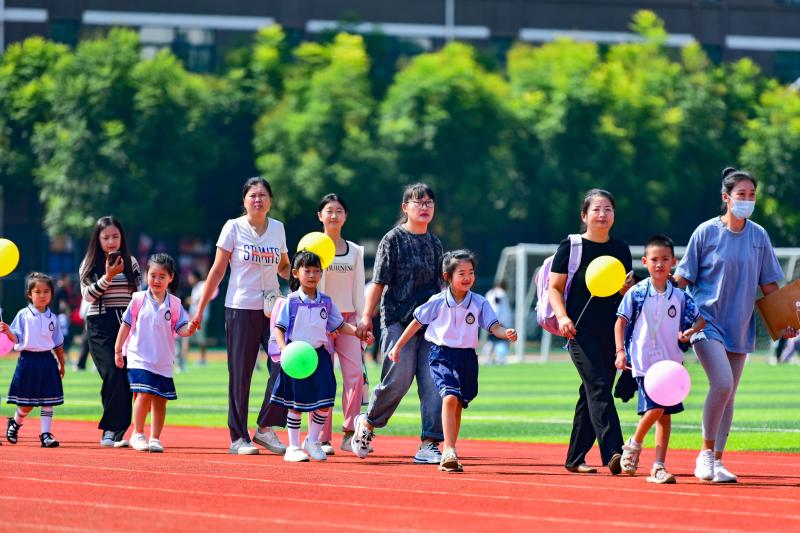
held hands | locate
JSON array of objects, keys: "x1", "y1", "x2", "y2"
[
  {"x1": 782, "y1": 326, "x2": 798, "y2": 339},
  {"x1": 361, "y1": 330, "x2": 375, "y2": 345},
  {"x1": 186, "y1": 321, "x2": 198, "y2": 336},
  {"x1": 355, "y1": 317, "x2": 373, "y2": 340},
  {"x1": 678, "y1": 328, "x2": 695, "y2": 344},
  {"x1": 505, "y1": 328, "x2": 518, "y2": 342},
  {"x1": 620, "y1": 271, "x2": 636, "y2": 295},
  {"x1": 557, "y1": 315, "x2": 577, "y2": 339}
]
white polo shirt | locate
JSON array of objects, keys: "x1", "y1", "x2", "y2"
[
  {"x1": 9, "y1": 305, "x2": 64, "y2": 352},
  {"x1": 122, "y1": 290, "x2": 189, "y2": 378},
  {"x1": 414, "y1": 289, "x2": 499, "y2": 349},
  {"x1": 617, "y1": 281, "x2": 698, "y2": 377},
  {"x1": 275, "y1": 290, "x2": 344, "y2": 349},
  {"x1": 318, "y1": 241, "x2": 365, "y2": 315},
  {"x1": 217, "y1": 216, "x2": 287, "y2": 310}
]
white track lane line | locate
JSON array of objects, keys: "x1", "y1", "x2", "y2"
[{"x1": 7, "y1": 475, "x2": 800, "y2": 524}]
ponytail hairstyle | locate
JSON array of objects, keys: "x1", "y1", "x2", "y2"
[
  {"x1": 579, "y1": 188, "x2": 616, "y2": 232},
  {"x1": 441, "y1": 249, "x2": 477, "y2": 285},
  {"x1": 288, "y1": 250, "x2": 322, "y2": 292},
  {"x1": 79, "y1": 216, "x2": 137, "y2": 290},
  {"x1": 397, "y1": 183, "x2": 436, "y2": 225},
  {"x1": 146, "y1": 253, "x2": 180, "y2": 294},
  {"x1": 720, "y1": 167, "x2": 757, "y2": 215}
]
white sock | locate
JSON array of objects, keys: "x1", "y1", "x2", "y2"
[
  {"x1": 287, "y1": 412, "x2": 302, "y2": 448},
  {"x1": 653, "y1": 461, "x2": 665, "y2": 470},
  {"x1": 308, "y1": 410, "x2": 328, "y2": 443},
  {"x1": 14, "y1": 408, "x2": 28, "y2": 426},
  {"x1": 40, "y1": 407, "x2": 54, "y2": 434}
]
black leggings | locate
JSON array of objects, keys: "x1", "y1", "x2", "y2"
[
  {"x1": 566, "y1": 337, "x2": 623, "y2": 467},
  {"x1": 86, "y1": 310, "x2": 132, "y2": 435}
]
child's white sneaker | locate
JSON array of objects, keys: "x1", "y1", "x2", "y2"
[
  {"x1": 320, "y1": 441, "x2": 335, "y2": 455},
  {"x1": 647, "y1": 465, "x2": 676, "y2": 484},
  {"x1": 712, "y1": 459, "x2": 738, "y2": 483},
  {"x1": 694, "y1": 449, "x2": 715, "y2": 481},
  {"x1": 302, "y1": 438, "x2": 328, "y2": 461},
  {"x1": 130, "y1": 432, "x2": 149, "y2": 452},
  {"x1": 284, "y1": 445, "x2": 310, "y2": 462},
  {"x1": 621, "y1": 438, "x2": 641, "y2": 475},
  {"x1": 148, "y1": 438, "x2": 164, "y2": 453}
]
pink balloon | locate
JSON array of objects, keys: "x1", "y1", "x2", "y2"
[
  {"x1": 643, "y1": 360, "x2": 691, "y2": 407},
  {"x1": 0, "y1": 334, "x2": 14, "y2": 356}
]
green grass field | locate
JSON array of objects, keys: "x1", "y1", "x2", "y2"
[{"x1": 1, "y1": 350, "x2": 798, "y2": 452}]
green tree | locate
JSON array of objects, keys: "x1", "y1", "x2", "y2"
[
  {"x1": 32, "y1": 29, "x2": 209, "y2": 236},
  {"x1": 740, "y1": 84, "x2": 800, "y2": 245},
  {"x1": 253, "y1": 33, "x2": 394, "y2": 239},
  {"x1": 380, "y1": 42, "x2": 519, "y2": 249}
]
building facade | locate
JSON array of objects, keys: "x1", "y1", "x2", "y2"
[{"x1": 1, "y1": 1, "x2": 800, "y2": 81}]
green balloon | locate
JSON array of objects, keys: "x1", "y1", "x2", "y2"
[{"x1": 282, "y1": 341, "x2": 318, "y2": 379}]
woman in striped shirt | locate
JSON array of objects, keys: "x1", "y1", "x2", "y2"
[{"x1": 79, "y1": 216, "x2": 142, "y2": 448}]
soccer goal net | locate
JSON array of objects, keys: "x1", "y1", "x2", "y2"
[{"x1": 493, "y1": 243, "x2": 800, "y2": 362}]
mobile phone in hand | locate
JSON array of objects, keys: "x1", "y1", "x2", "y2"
[{"x1": 107, "y1": 251, "x2": 122, "y2": 263}]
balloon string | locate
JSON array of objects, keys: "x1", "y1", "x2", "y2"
[{"x1": 573, "y1": 296, "x2": 593, "y2": 329}]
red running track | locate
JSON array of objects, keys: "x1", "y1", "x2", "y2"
[{"x1": 1, "y1": 420, "x2": 798, "y2": 532}]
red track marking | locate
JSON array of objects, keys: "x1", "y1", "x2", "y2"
[{"x1": 2, "y1": 420, "x2": 798, "y2": 532}]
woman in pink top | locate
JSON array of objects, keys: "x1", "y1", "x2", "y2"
[{"x1": 315, "y1": 194, "x2": 366, "y2": 454}]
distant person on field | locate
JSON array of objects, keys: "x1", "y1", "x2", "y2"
[
  {"x1": 674, "y1": 167, "x2": 796, "y2": 483},
  {"x1": 614, "y1": 234, "x2": 706, "y2": 484},
  {"x1": 114, "y1": 254, "x2": 197, "y2": 453},
  {"x1": 386, "y1": 250, "x2": 517, "y2": 472},
  {"x1": 2, "y1": 273, "x2": 66, "y2": 448},
  {"x1": 481, "y1": 281, "x2": 513, "y2": 365}
]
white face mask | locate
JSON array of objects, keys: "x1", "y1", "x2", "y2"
[{"x1": 730, "y1": 199, "x2": 755, "y2": 219}]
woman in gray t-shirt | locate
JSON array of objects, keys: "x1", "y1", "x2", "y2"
[
  {"x1": 675, "y1": 167, "x2": 795, "y2": 483},
  {"x1": 349, "y1": 183, "x2": 444, "y2": 464}
]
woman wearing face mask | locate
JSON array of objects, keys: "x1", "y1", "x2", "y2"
[{"x1": 674, "y1": 167, "x2": 796, "y2": 483}]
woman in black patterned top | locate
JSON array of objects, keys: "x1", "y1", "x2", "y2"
[{"x1": 79, "y1": 216, "x2": 142, "y2": 448}]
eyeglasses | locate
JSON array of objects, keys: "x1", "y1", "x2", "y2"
[{"x1": 406, "y1": 200, "x2": 435, "y2": 209}]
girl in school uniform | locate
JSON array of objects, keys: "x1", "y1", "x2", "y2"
[
  {"x1": 114, "y1": 254, "x2": 196, "y2": 453},
  {"x1": 270, "y1": 251, "x2": 373, "y2": 462},
  {"x1": 315, "y1": 194, "x2": 368, "y2": 454},
  {"x1": 386, "y1": 250, "x2": 517, "y2": 472},
  {"x1": 2, "y1": 273, "x2": 66, "y2": 447}
]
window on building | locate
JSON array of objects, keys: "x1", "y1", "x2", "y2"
[
  {"x1": 49, "y1": 19, "x2": 79, "y2": 46},
  {"x1": 774, "y1": 51, "x2": 800, "y2": 83},
  {"x1": 138, "y1": 27, "x2": 215, "y2": 72}
]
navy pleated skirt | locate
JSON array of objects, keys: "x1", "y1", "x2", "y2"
[{"x1": 7, "y1": 351, "x2": 64, "y2": 406}]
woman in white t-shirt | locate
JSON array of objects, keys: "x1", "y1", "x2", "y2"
[
  {"x1": 191, "y1": 177, "x2": 291, "y2": 455},
  {"x1": 315, "y1": 194, "x2": 367, "y2": 454}
]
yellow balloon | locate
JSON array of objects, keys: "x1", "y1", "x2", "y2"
[
  {"x1": 585, "y1": 255, "x2": 626, "y2": 297},
  {"x1": 0, "y1": 239, "x2": 20, "y2": 278},
  {"x1": 297, "y1": 232, "x2": 336, "y2": 270}
]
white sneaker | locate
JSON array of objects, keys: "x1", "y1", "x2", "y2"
[
  {"x1": 340, "y1": 432, "x2": 354, "y2": 452},
  {"x1": 713, "y1": 459, "x2": 738, "y2": 483},
  {"x1": 621, "y1": 438, "x2": 641, "y2": 475},
  {"x1": 320, "y1": 441, "x2": 335, "y2": 456},
  {"x1": 350, "y1": 414, "x2": 374, "y2": 459},
  {"x1": 148, "y1": 438, "x2": 164, "y2": 453},
  {"x1": 302, "y1": 438, "x2": 328, "y2": 461},
  {"x1": 413, "y1": 441, "x2": 442, "y2": 464},
  {"x1": 252, "y1": 428, "x2": 287, "y2": 454},
  {"x1": 228, "y1": 438, "x2": 259, "y2": 455},
  {"x1": 100, "y1": 430, "x2": 115, "y2": 447},
  {"x1": 130, "y1": 433, "x2": 149, "y2": 452},
  {"x1": 113, "y1": 438, "x2": 130, "y2": 449},
  {"x1": 694, "y1": 450, "x2": 715, "y2": 481},
  {"x1": 284, "y1": 445, "x2": 310, "y2": 462}
]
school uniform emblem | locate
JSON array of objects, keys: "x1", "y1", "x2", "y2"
[
  {"x1": 165, "y1": 310, "x2": 172, "y2": 322},
  {"x1": 49, "y1": 322, "x2": 55, "y2": 331},
  {"x1": 320, "y1": 308, "x2": 328, "y2": 320},
  {"x1": 668, "y1": 305, "x2": 677, "y2": 318},
  {"x1": 465, "y1": 312, "x2": 475, "y2": 325}
]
